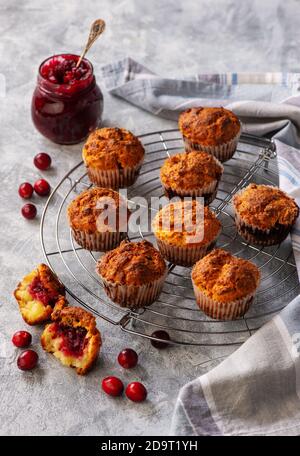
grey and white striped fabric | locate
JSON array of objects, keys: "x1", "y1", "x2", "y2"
[{"x1": 101, "y1": 58, "x2": 300, "y2": 435}]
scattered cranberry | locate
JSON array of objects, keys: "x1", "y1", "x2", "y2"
[
  {"x1": 150, "y1": 330, "x2": 171, "y2": 349},
  {"x1": 18, "y1": 182, "x2": 33, "y2": 199},
  {"x1": 12, "y1": 331, "x2": 32, "y2": 348},
  {"x1": 125, "y1": 382, "x2": 147, "y2": 402},
  {"x1": 21, "y1": 203, "x2": 37, "y2": 220},
  {"x1": 102, "y1": 376, "x2": 124, "y2": 397},
  {"x1": 17, "y1": 350, "x2": 38, "y2": 370},
  {"x1": 34, "y1": 152, "x2": 52, "y2": 170},
  {"x1": 118, "y1": 348, "x2": 138, "y2": 369},
  {"x1": 34, "y1": 178, "x2": 50, "y2": 197}
]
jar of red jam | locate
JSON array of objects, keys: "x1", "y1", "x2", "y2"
[{"x1": 31, "y1": 54, "x2": 103, "y2": 145}]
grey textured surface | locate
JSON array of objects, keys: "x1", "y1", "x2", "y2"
[{"x1": 0, "y1": 0, "x2": 300, "y2": 436}]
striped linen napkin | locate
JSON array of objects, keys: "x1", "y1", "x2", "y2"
[{"x1": 101, "y1": 58, "x2": 300, "y2": 435}]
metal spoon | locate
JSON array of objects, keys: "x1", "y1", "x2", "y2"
[{"x1": 76, "y1": 19, "x2": 106, "y2": 68}]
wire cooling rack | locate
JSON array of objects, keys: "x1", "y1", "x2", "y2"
[{"x1": 40, "y1": 130, "x2": 300, "y2": 347}]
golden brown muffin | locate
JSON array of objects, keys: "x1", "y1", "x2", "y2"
[
  {"x1": 14, "y1": 264, "x2": 66, "y2": 325},
  {"x1": 41, "y1": 306, "x2": 101, "y2": 375},
  {"x1": 152, "y1": 200, "x2": 221, "y2": 266},
  {"x1": 192, "y1": 249, "x2": 260, "y2": 319},
  {"x1": 233, "y1": 184, "x2": 299, "y2": 246},
  {"x1": 160, "y1": 151, "x2": 223, "y2": 204},
  {"x1": 96, "y1": 240, "x2": 167, "y2": 308},
  {"x1": 82, "y1": 127, "x2": 145, "y2": 188},
  {"x1": 67, "y1": 187, "x2": 129, "y2": 251},
  {"x1": 178, "y1": 107, "x2": 241, "y2": 161}
]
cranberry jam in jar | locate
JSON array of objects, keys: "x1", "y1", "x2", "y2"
[{"x1": 31, "y1": 54, "x2": 103, "y2": 145}]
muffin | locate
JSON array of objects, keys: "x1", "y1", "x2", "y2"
[
  {"x1": 232, "y1": 184, "x2": 299, "y2": 246},
  {"x1": 14, "y1": 263, "x2": 66, "y2": 325},
  {"x1": 152, "y1": 200, "x2": 221, "y2": 266},
  {"x1": 82, "y1": 127, "x2": 145, "y2": 189},
  {"x1": 67, "y1": 187, "x2": 129, "y2": 251},
  {"x1": 178, "y1": 107, "x2": 241, "y2": 162},
  {"x1": 41, "y1": 306, "x2": 101, "y2": 375},
  {"x1": 96, "y1": 240, "x2": 167, "y2": 309},
  {"x1": 160, "y1": 151, "x2": 223, "y2": 204},
  {"x1": 191, "y1": 249, "x2": 260, "y2": 320}
]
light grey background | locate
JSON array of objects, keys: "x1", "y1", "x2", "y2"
[{"x1": 1, "y1": 0, "x2": 300, "y2": 436}]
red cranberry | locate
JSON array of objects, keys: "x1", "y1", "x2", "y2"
[
  {"x1": 12, "y1": 331, "x2": 32, "y2": 348},
  {"x1": 150, "y1": 330, "x2": 171, "y2": 349},
  {"x1": 125, "y1": 382, "x2": 147, "y2": 402},
  {"x1": 18, "y1": 182, "x2": 34, "y2": 199},
  {"x1": 34, "y1": 179, "x2": 51, "y2": 197},
  {"x1": 17, "y1": 350, "x2": 38, "y2": 370},
  {"x1": 118, "y1": 348, "x2": 138, "y2": 369},
  {"x1": 21, "y1": 203, "x2": 37, "y2": 220},
  {"x1": 34, "y1": 153, "x2": 52, "y2": 170},
  {"x1": 102, "y1": 376, "x2": 124, "y2": 397}
]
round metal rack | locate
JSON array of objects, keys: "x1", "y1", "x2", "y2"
[{"x1": 40, "y1": 129, "x2": 300, "y2": 347}]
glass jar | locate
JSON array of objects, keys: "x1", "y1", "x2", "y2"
[{"x1": 31, "y1": 54, "x2": 103, "y2": 145}]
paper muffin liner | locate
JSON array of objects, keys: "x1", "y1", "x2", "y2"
[
  {"x1": 86, "y1": 160, "x2": 143, "y2": 189},
  {"x1": 183, "y1": 128, "x2": 241, "y2": 162},
  {"x1": 192, "y1": 283, "x2": 255, "y2": 320},
  {"x1": 234, "y1": 215, "x2": 293, "y2": 246},
  {"x1": 99, "y1": 270, "x2": 167, "y2": 309},
  {"x1": 71, "y1": 228, "x2": 126, "y2": 252},
  {"x1": 155, "y1": 237, "x2": 218, "y2": 267},
  {"x1": 163, "y1": 179, "x2": 219, "y2": 206}
]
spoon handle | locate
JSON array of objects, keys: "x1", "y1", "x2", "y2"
[{"x1": 76, "y1": 19, "x2": 106, "y2": 68}]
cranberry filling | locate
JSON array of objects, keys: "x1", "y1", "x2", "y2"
[
  {"x1": 40, "y1": 54, "x2": 92, "y2": 91},
  {"x1": 28, "y1": 276, "x2": 59, "y2": 307},
  {"x1": 55, "y1": 324, "x2": 88, "y2": 358}
]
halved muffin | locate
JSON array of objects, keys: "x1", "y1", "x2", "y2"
[
  {"x1": 152, "y1": 200, "x2": 221, "y2": 266},
  {"x1": 14, "y1": 264, "x2": 66, "y2": 325},
  {"x1": 96, "y1": 240, "x2": 167, "y2": 309},
  {"x1": 82, "y1": 127, "x2": 145, "y2": 189},
  {"x1": 191, "y1": 249, "x2": 260, "y2": 320},
  {"x1": 232, "y1": 184, "x2": 299, "y2": 246},
  {"x1": 67, "y1": 187, "x2": 129, "y2": 251},
  {"x1": 41, "y1": 306, "x2": 101, "y2": 375},
  {"x1": 178, "y1": 107, "x2": 241, "y2": 162},
  {"x1": 160, "y1": 151, "x2": 223, "y2": 205}
]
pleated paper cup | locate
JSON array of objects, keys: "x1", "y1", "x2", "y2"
[
  {"x1": 183, "y1": 128, "x2": 241, "y2": 163},
  {"x1": 233, "y1": 203, "x2": 296, "y2": 247},
  {"x1": 163, "y1": 179, "x2": 219, "y2": 206},
  {"x1": 86, "y1": 160, "x2": 143, "y2": 189},
  {"x1": 99, "y1": 270, "x2": 167, "y2": 309},
  {"x1": 155, "y1": 237, "x2": 218, "y2": 267},
  {"x1": 192, "y1": 283, "x2": 255, "y2": 320},
  {"x1": 71, "y1": 228, "x2": 126, "y2": 252}
]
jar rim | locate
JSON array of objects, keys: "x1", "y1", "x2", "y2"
[{"x1": 38, "y1": 53, "x2": 94, "y2": 94}]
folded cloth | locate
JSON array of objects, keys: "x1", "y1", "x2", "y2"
[
  {"x1": 100, "y1": 58, "x2": 300, "y2": 146},
  {"x1": 170, "y1": 296, "x2": 300, "y2": 436},
  {"x1": 101, "y1": 58, "x2": 300, "y2": 435}
]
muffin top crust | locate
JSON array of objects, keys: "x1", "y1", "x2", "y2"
[
  {"x1": 233, "y1": 184, "x2": 299, "y2": 230},
  {"x1": 97, "y1": 240, "x2": 166, "y2": 286},
  {"x1": 178, "y1": 107, "x2": 240, "y2": 145},
  {"x1": 192, "y1": 248, "x2": 260, "y2": 303},
  {"x1": 82, "y1": 127, "x2": 145, "y2": 170},
  {"x1": 160, "y1": 151, "x2": 223, "y2": 191},
  {"x1": 51, "y1": 305, "x2": 100, "y2": 335},
  {"x1": 36, "y1": 263, "x2": 65, "y2": 297},
  {"x1": 68, "y1": 187, "x2": 128, "y2": 234},
  {"x1": 152, "y1": 200, "x2": 221, "y2": 247}
]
